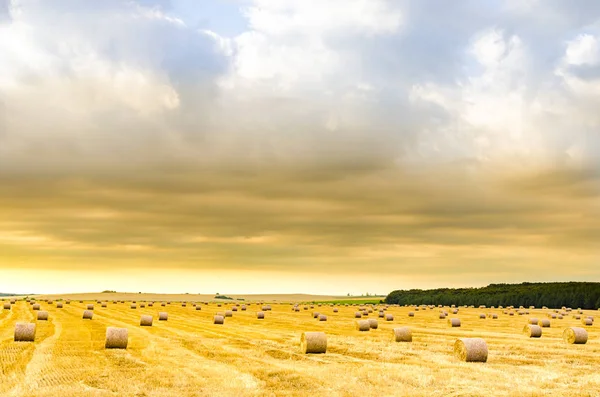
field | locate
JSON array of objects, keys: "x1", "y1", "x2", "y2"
[{"x1": 0, "y1": 295, "x2": 599, "y2": 397}]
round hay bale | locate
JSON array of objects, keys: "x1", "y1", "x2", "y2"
[
  {"x1": 479, "y1": 314, "x2": 486, "y2": 319},
  {"x1": 87, "y1": 304, "x2": 94, "y2": 310},
  {"x1": 539, "y1": 319, "x2": 550, "y2": 327},
  {"x1": 37, "y1": 311, "x2": 49, "y2": 321},
  {"x1": 581, "y1": 318, "x2": 593, "y2": 326},
  {"x1": 241, "y1": 305, "x2": 247, "y2": 311},
  {"x1": 148, "y1": 303, "x2": 153, "y2": 307},
  {"x1": 368, "y1": 319, "x2": 378, "y2": 329},
  {"x1": 312, "y1": 312, "x2": 320, "y2": 319},
  {"x1": 319, "y1": 314, "x2": 327, "y2": 321},
  {"x1": 439, "y1": 313, "x2": 446, "y2": 319},
  {"x1": 195, "y1": 305, "x2": 202, "y2": 311},
  {"x1": 105, "y1": 327, "x2": 128, "y2": 349},
  {"x1": 214, "y1": 315, "x2": 224, "y2": 325},
  {"x1": 158, "y1": 312, "x2": 168, "y2": 321},
  {"x1": 491, "y1": 314, "x2": 498, "y2": 319},
  {"x1": 356, "y1": 320, "x2": 370, "y2": 331},
  {"x1": 392, "y1": 327, "x2": 412, "y2": 342},
  {"x1": 3, "y1": 303, "x2": 11, "y2": 310},
  {"x1": 56, "y1": 302, "x2": 63, "y2": 308},
  {"x1": 161, "y1": 302, "x2": 166, "y2": 307},
  {"x1": 333, "y1": 308, "x2": 338, "y2": 313},
  {"x1": 232, "y1": 307, "x2": 238, "y2": 312},
  {"x1": 563, "y1": 327, "x2": 588, "y2": 344},
  {"x1": 32, "y1": 304, "x2": 40, "y2": 311},
  {"x1": 448, "y1": 318, "x2": 461, "y2": 327},
  {"x1": 523, "y1": 324, "x2": 542, "y2": 338},
  {"x1": 451, "y1": 309, "x2": 458, "y2": 314},
  {"x1": 528, "y1": 318, "x2": 539, "y2": 325},
  {"x1": 130, "y1": 304, "x2": 137, "y2": 309},
  {"x1": 354, "y1": 311, "x2": 362, "y2": 318},
  {"x1": 454, "y1": 338, "x2": 488, "y2": 362},
  {"x1": 408, "y1": 312, "x2": 415, "y2": 317},
  {"x1": 385, "y1": 314, "x2": 394, "y2": 321},
  {"x1": 140, "y1": 315, "x2": 153, "y2": 326},
  {"x1": 300, "y1": 332, "x2": 327, "y2": 354},
  {"x1": 83, "y1": 310, "x2": 93, "y2": 320},
  {"x1": 257, "y1": 311, "x2": 265, "y2": 319},
  {"x1": 378, "y1": 311, "x2": 385, "y2": 318},
  {"x1": 101, "y1": 303, "x2": 107, "y2": 308},
  {"x1": 225, "y1": 310, "x2": 233, "y2": 317},
  {"x1": 139, "y1": 304, "x2": 145, "y2": 308},
  {"x1": 14, "y1": 322, "x2": 36, "y2": 342}
]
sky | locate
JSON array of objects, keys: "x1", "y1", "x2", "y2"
[{"x1": 1, "y1": 0, "x2": 599, "y2": 295}]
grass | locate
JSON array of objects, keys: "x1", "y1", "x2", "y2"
[
  {"x1": 309, "y1": 298, "x2": 384, "y2": 305},
  {"x1": 0, "y1": 295, "x2": 598, "y2": 396}
]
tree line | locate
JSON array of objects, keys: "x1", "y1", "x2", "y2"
[{"x1": 385, "y1": 282, "x2": 600, "y2": 309}]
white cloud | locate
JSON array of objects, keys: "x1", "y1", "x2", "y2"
[{"x1": 565, "y1": 34, "x2": 600, "y2": 66}]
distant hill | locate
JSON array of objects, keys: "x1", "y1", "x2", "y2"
[
  {"x1": 385, "y1": 282, "x2": 600, "y2": 309},
  {"x1": 0, "y1": 293, "x2": 20, "y2": 297}
]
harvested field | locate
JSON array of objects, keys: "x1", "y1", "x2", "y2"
[{"x1": 0, "y1": 298, "x2": 598, "y2": 396}]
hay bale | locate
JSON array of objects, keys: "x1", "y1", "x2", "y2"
[
  {"x1": 148, "y1": 303, "x2": 153, "y2": 307},
  {"x1": 241, "y1": 305, "x2": 247, "y2": 311},
  {"x1": 312, "y1": 312, "x2": 320, "y2": 319},
  {"x1": 105, "y1": 327, "x2": 128, "y2": 349},
  {"x1": 56, "y1": 302, "x2": 63, "y2": 308},
  {"x1": 451, "y1": 309, "x2": 458, "y2": 314},
  {"x1": 581, "y1": 318, "x2": 593, "y2": 326},
  {"x1": 225, "y1": 310, "x2": 233, "y2": 317},
  {"x1": 130, "y1": 304, "x2": 137, "y2": 309},
  {"x1": 319, "y1": 314, "x2": 327, "y2": 321},
  {"x1": 368, "y1": 319, "x2": 378, "y2": 329},
  {"x1": 140, "y1": 315, "x2": 153, "y2": 326},
  {"x1": 356, "y1": 320, "x2": 370, "y2": 331},
  {"x1": 354, "y1": 311, "x2": 362, "y2": 318},
  {"x1": 392, "y1": 327, "x2": 412, "y2": 342},
  {"x1": 528, "y1": 318, "x2": 539, "y2": 325},
  {"x1": 448, "y1": 318, "x2": 461, "y2": 327},
  {"x1": 14, "y1": 323, "x2": 36, "y2": 342},
  {"x1": 37, "y1": 311, "x2": 49, "y2": 321},
  {"x1": 101, "y1": 303, "x2": 107, "y2": 308},
  {"x1": 232, "y1": 307, "x2": 238, "y2": 312},
  {"x1": 385, "y1": 314, "x2": 394, "y2": 321},
  {"x1": 158, "y1": 312, "x2": 168, "y2": 321},
  {"x1": 524, "y1": 324, "x2": 542, "y2": 338},
  {"x1": 333, "y1": 308, "x2": 338, "y2": 313},
  {"x1": 161, "y1": 302, "x2": 166, "y2": 306},
  {"x1": 139, "y1": 304, "x2": 145, "y2": 308},
  {"x1": 195, "y1": 305, "x2": 202, "y2": 311},
  {"x1": 539, "y1": 319, "x2": 550, "y2": 327},
  {"x1": 491, "y1": 314, "x2": 498, "y2": 319},
  {"x1": 32, "y1": 304, "x2": 40, "y2": 311},
  {"x1": 454, "y1": 338, "x2": 488, "y2": 362},
  {"x1": 563, "y1": 327, "x2": 588, "y2": 344},
  {"x1": 479, "y1": 314, "x2": 486, "y2": 319},
  {"x1": 300, "y1": 332, "x2": 327, "y2": 354},
  {"x1": 83, "y1": 310, "x2": 93, "y2": 320},
  {"x1": 214, "y1": 315, "x2": 224, "y2": 325},
  {"x1": 257, "y1": 311, "x2": 265, "y2": 319},
  {"x1": 3, "y1": 303, "x2": 11, "y2": 310},
  {"x1": 408, "y1": 312, "x2": 415, "y2": 317}
]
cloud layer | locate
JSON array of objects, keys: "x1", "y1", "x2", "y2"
[{"x1": 1, "y1": 0, "x2": 599, "y2": 294}]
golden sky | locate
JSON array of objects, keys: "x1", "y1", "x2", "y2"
[{"x1": 1, "y1": 1, "x2": 599, "y2": 294}]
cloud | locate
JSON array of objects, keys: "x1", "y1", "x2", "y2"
[{"x1": 1, "y1": 0, "x2": 600, "y2": 293}]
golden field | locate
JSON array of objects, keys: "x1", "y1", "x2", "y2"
[{"x1": 0, "y1": 295, "x2": 598, "y2": 397}]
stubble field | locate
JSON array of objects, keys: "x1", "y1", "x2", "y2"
[{"x1": 0, "y1": 295, "x2": 598, "y2": 397}]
